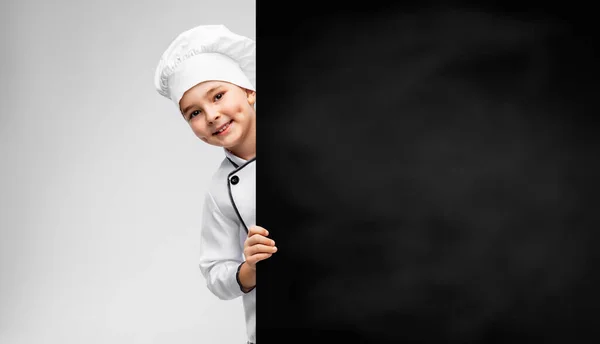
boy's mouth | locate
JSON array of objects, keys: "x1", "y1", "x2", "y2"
[{"x1": 213, "y1": 120, "x2": 233, "y2": 136}]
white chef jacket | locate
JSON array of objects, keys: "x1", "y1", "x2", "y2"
[{"x1": 199, "y1": 149, "x2": 256, "y2": 343}]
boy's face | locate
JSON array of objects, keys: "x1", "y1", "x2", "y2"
[{"x1": 179, "y1": 80, "x2": 256, "y2": 150}]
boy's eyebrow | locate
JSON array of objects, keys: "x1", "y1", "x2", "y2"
[
  {"x1": 180, "y1": 86, "x2": 223, "y2": 116},
  {"x1": 180, "y1": 105, "x2": 192, "y2": 118}
]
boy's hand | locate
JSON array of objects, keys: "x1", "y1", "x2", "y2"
[{"x1": 243, "y1": 225, "x2": 277, "y2": 270}]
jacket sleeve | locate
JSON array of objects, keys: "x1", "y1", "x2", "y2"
[{"x1": 198, "y1": 191, "x2": 246, "y2": 300}]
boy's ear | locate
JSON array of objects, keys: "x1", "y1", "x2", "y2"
[{"x1": 246, "y1": 89, "x2": 256, "y2": 105}]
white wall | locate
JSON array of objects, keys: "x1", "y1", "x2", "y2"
[{"x1": 0, "y1": 1, "x2": 255, "y2": 343}]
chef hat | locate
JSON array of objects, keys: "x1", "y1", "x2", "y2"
[{"x1": 154, "y1": 24, "x2": 255, "y2": 108}]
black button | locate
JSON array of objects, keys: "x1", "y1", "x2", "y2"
[{"x1": 230, "y1": 176, "x2": 239, "y2": 185}]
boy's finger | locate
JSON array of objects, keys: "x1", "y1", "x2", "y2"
[
  {"x1": 248, "y1": 225, "x2": 269, "y2": 237},
  {"x1": 246, "y1": 235, "x2": 275, "y2": 247},
  {"x1": 249, "y1": 225, "x2": 268, "y2": 236},
  {"x1": 247, "y1": 244, "x2": 278, "y2": 255},
  {"x1": 249, "y1": 253, "x2": 273, "y2": 265}
]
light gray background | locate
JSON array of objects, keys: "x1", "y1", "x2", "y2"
[{"x1": 0, "y1": 1, "x2": 255, "y2": 343}]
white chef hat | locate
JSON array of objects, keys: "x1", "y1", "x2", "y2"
[{"x1": 154, "y1": 24, "x2": 255, "y2": 108}]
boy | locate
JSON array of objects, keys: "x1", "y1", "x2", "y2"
[{"x1": 154, "y1": 24, "x2": 276, "y2": 344}]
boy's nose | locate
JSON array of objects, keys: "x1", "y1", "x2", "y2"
[{"x1": 206, "y1": 110, "x2": 220, "y2": 124}]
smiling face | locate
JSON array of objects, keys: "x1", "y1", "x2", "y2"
[{"x1": 179, "y1": 80, "x2": 256, "y2": 159}]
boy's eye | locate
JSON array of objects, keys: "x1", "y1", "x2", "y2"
[
  {"x1": 214, "y1": 93, "x2": 223, "y2": 101},
  {"x1": 189, "y1": 110, "x2": 201, "y2": 120}
]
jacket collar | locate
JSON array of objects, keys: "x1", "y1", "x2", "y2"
[{"x1": 224, "y1": 149, "x2": 248, "y2": 168}]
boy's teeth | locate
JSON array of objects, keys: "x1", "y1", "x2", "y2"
[{"x1": 215, "y1": 122, "x2": 230, "y2": 134}]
